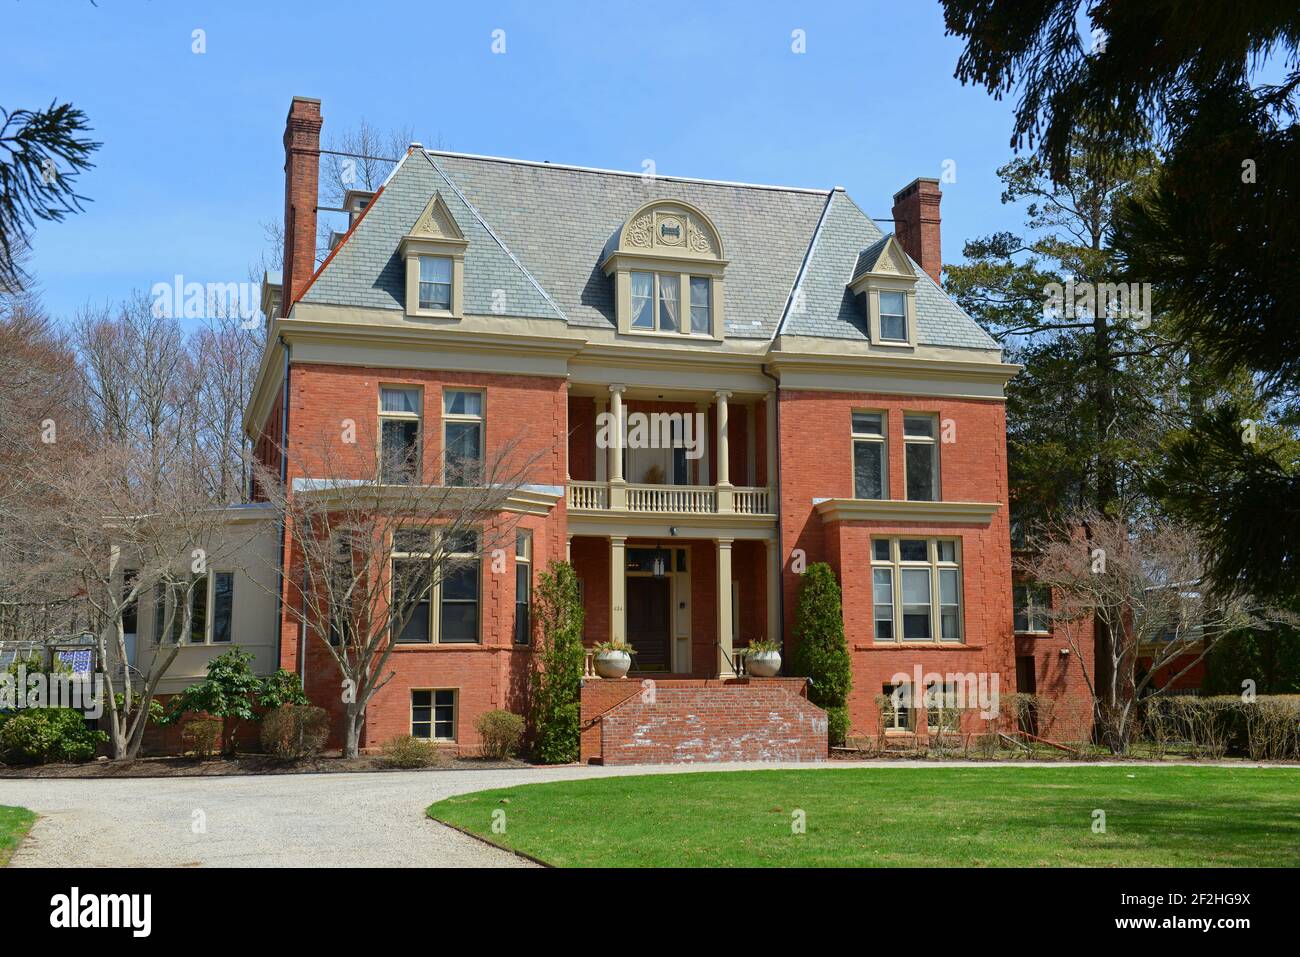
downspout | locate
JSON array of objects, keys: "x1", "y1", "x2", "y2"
[
  {"x1": 271, "y1": 337, "x2": 293, "y2": 681},
  {"x1": 761, "y1": 365, "x2": 784, "y2": 661}
]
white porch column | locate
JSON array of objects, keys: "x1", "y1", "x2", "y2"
[
  {"x1": 764, "y1": 392, "x2": 777, "y2": 491},
  {"x1": 566, "y1": 534, "x2": 572, "y2": 562},
  {"x1": 715, "y1": 390, "x2": 733, "y2": 512},
  {"x1": 745, "y1": 402, "x2": 756, "y2": 488},
  {"x1": 717, "y1": 538, "x2": 735, "y2": 677},
  {"x1": 765, "y1": 536, "x2": 782, "y2": 649},
  {"x1": 610, "y1": 535, "x2": 627, "y2": 647},
  {"x1": 608, "y1": 384, "x2": 626, "y2": 509},
  {"x1": 695, "y1": 400, "x2": 710, "y2": 486},
  {"x1": 595, "y1": 396, "x2": 608, "y2": 482}
]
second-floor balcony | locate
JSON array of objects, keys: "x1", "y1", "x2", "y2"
[
  {"x1": 567, "y1": 479, "x2": 772, "y2": 515},
  {"x1": 567, "y1": 381, "x2": 777, "y2": 521}
]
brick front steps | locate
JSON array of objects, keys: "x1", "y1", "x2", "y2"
[{"x1": 580, "y1": 677, "x2": 828, "y2": 765}]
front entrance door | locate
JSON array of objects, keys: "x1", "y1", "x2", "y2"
[{"x1": 627, "y1": 577, "x2": 671, "y2": 672}]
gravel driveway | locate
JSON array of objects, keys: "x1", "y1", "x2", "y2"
[
  {"x1": 0, "y1": 760, "x2": 831, "y2": 867},
  {"x1": 0, "y1": 760, "x2": 1280, "y2": 867}
]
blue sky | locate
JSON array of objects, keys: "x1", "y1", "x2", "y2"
[{"x1": 5, "y1": 0, "x2": 1034, "y2": 321}]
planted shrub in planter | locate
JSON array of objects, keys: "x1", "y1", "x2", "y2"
[
  {"x1": 181, "y1": 718, "x2": 223, "y2": 760},
  {"x1": 260, "y1": 704, "x2": 330, "y2": 760},
  {"x1": 380, "y1": 734, "x2": 444, "y2": 769},
  {"x1": 744, "y1": 639, "x2": 782, "y2": 677},
  {"x1": 593, "y1": 640, "x2": 635, "y2": 679},
  {"x1": 0, "y1": 708, "x2": 108, "y2": 764},
  {"x1": 476, "y1": 709, "x2": 525, "y2": 760}
]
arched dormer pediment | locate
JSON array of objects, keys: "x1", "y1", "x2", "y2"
[
  {"x1": 603, "y1": 199, "x2": 725, "y2": 263},
  {"x1": 602, "y1": 200, "x2": 727, "y2": 340}
]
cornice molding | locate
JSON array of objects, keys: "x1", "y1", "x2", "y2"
[{"x1": 813, "y1": 498, "x2": 1001, "y2": 525}]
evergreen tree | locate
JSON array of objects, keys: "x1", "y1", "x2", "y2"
[{"x1": 790, "y1": 563, "x2": 851, "y2": 747}]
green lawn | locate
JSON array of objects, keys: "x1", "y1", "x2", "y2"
[
  {"x1": 0, "y1": 806, "x2": 35, "y2": 867},
  {"x1": 428, "y1": 766, "x2": 1300, "y2": 867}
]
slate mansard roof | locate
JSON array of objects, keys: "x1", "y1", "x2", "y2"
[{"x1": 301, "y1": 149, "x2": 998, "y2": 351}]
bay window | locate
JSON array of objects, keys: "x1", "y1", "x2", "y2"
[{"x1": 870, "y1": 537, "x2": 963, "y2": 643}]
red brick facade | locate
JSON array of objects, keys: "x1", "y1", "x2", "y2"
[{"x1": 778, "y1": 389, "x2": 1017, "y2": 738}]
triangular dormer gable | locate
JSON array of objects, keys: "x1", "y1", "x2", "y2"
[
  {"x1": 408, "y1": 192, "x2": 466, "y2": 243},
  {"x1": 398, "y1": 191, "x2": 470, "y2": 318},
  {"x1": 848, "y1": 234, "x2": 917, "y2": 290},
  {"x1": 847, "y1": 234, "x2": 919, "y2": 348}
]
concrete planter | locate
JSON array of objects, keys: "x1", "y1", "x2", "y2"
[
  {"x1": 746, "y1": 650, "x2": 782, "y2": 677},
  {"x1": 594, "y1": 650, "x2": 632, "y2": 679}
]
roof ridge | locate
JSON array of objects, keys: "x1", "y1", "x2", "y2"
[
  {"x1": 420, "y1": 152, "x2": 569, "y2": 323},
  {"x1": 773, "y1": 189, "x2": 837, "y2": 340},
  {"x1": 424, "y1": 148, "x2": 832, "y2": 196}
]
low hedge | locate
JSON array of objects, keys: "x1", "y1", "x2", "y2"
[{"x1": 0, "y1": 708, "x2": 108, "y2": 764}]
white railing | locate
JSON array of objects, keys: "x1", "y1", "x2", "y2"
[
  {"x1": 626, "y1": 483, "x2": 716, "y2": 513},
  {"x1": 733, "y1": 487, "x2": 771, "y2": 515},
  {"x1": 567, "y1": 480, "x2": 609, "y2": 510},
  {"x1": 567, "y1": 481, "x2": 772, "y2": 515}
]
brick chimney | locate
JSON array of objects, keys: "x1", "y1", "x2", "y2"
[
  {"x1": 281, "y1": 96, "x2": 323, "y2": 316},
  {"x1": 891, "y1": 177, "x2": 942, "y2": 284}
]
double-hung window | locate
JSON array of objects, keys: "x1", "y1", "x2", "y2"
[
  {"x1": 418, "y1": 256, "x2": 453, "y2": 311},
  {"x1": 380, "y1": 386, "x2": 422, "y2": 484},
  {"x1": 392, "y1": 530, "x2": 433, "y2": 644},
  {"x1": 871, "y1": 538, "x2": 963, "y2": 643},
  {"x1": 903, "y1": 414, "x2": 939, "y2": 501},
  {"x1": 211, "y1": 572, "x2": 234, "y2": 643},
  {"x1": 440, "y1": 530, "x2": 480, "y2": 644},
  {"x1": 1013, "y1": 583, "x2": 1052, "y2": 634},
  {"x1": 882, "y1": 684, "x2": 912, "y2": 731},
  {"x1": 879, "y1": 290, "x2": 908, "y2": 342},
  {"x1": 852, "y1": 411, "x2": 887, "y2": 499},
  {"x1": 689, "y1": 277, "x2": 711, "y2": 334},
  {"x1": 411, "y1": 689, "x2": 456, "y2": 740},
  {"x1": 514, "y1": 531, "x2": 532, "y2": 646},
  {"x1": 442, "y1": 389, "x2": 483, "y2": 486},
  {"x1": 926, "y1": 682, "x2": 959, "y2": 733}
]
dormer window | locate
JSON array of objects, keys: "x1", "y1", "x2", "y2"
[
  {"x1": 848, "y1": 234, "x2": 919, "y2": 348},
  {"x1": 879, "y1": 290, "x2": 908, "y2": 342},
  {"x1": 419, "y1": 256, "x2": 453, "y2": 311},
  {"x1": 602, "y1": 200, "x2": 727, "y2": 340},
  {"x1": 399, "y1": 192, "x2": 467, "y2": 319}
]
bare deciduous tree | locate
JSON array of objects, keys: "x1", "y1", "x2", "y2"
[
  {"x1": 251, "y1": 422, "x2": 535, "y2": 758},
  {"x1": 1018, "y1": 509, "x2": 1295, "y2": 753}
]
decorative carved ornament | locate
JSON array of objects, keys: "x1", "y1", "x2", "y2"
[{"x1": 620, "y1": 202, "x2": 719, "y2": 259}]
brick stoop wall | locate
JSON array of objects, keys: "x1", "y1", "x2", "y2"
[{"x1": 581, "y1": 678, "x2": 827, "y2": 765}]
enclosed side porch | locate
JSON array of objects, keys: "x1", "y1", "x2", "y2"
[{"x1": 567, "y1": 527, "x2": 781, "y2": 680}]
